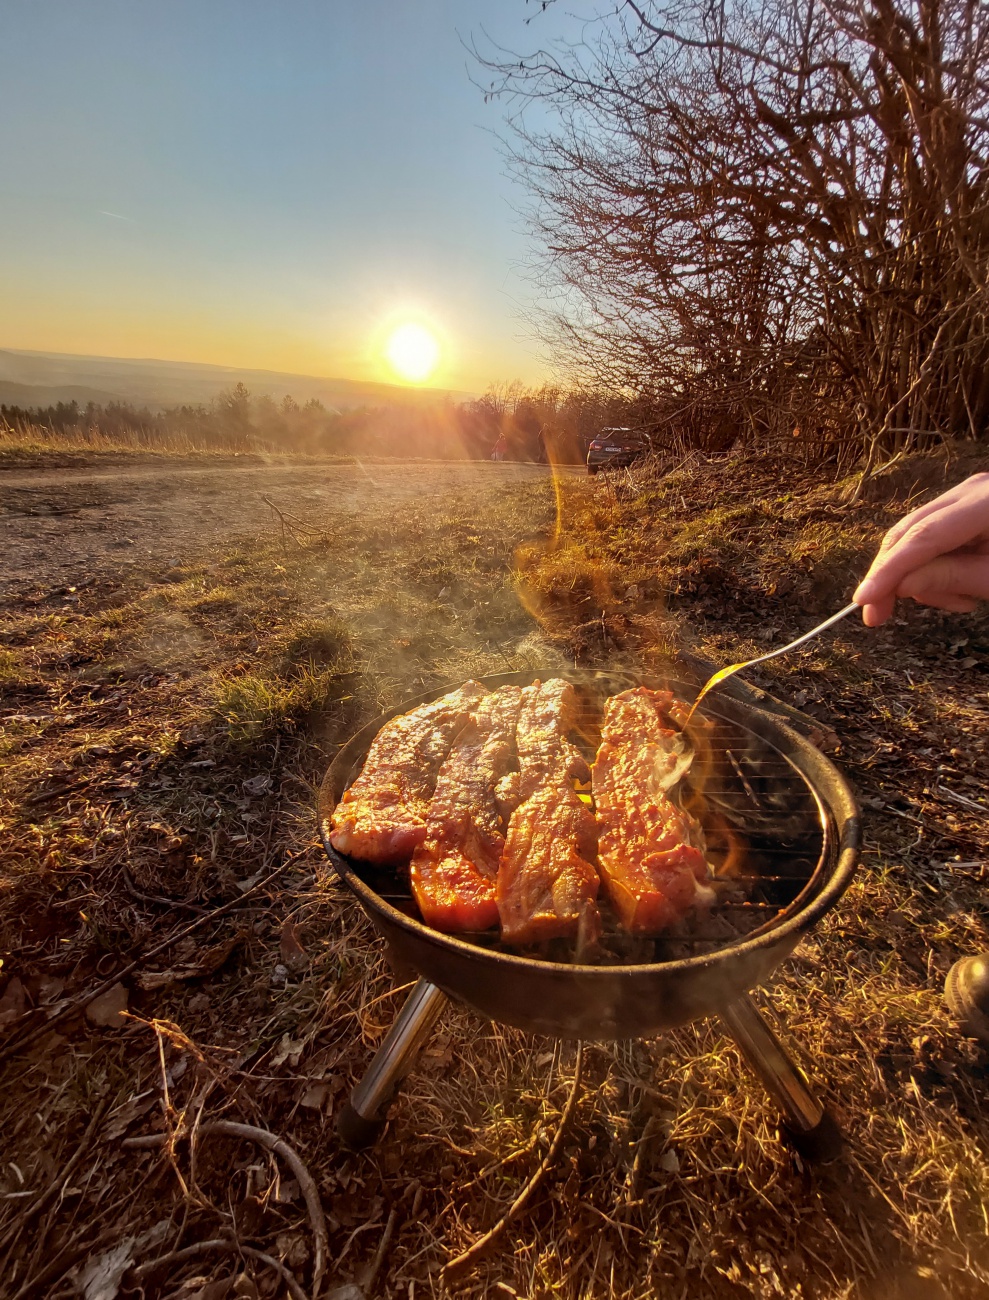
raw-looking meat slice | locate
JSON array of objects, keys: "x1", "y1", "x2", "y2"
[
  {"x1": 497, "y1": 680, "x2": 600, "y2": 944},
  {"x1": 591, "y1": 687, "x2": 714, "y2": 934},
  {"x1": 329, "y1": 681, "x2": 488, "y2": 864},
  {"x1": 410, "y1": 686, "x2": 524, "y2": 932}
]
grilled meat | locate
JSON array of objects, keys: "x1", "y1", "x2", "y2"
[
  {"x1": 591, "y1": 687, "x2": 713, "y2": 934},
  {"x1": 515, "y1": 677, "x2": 590, "y2": 799},
  {"x1": 410, "y1": 686, "x2": 524, "y2": 932},
  {"x1": 496, "y1": 680, "x2": 600, "y2": 943},
  {"x1": 329, "y1": 681, "x2": 488, "y2": 864}
]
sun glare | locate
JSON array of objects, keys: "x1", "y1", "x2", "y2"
[{"x1": 384, "y1": 322, "x2": 440, "y2": 383}]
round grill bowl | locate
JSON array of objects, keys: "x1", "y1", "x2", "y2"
[{"x1": 318, "y1": 670, "x2": 860, "y2": 1040}]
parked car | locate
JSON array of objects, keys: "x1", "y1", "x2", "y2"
[{"x1": 586, "y1": 428, "x2": 650, "y2": 474}]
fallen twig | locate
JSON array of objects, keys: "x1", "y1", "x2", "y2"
[
  {"x1": 22, "y1": 776, "x2": 90, "y2": 808},
  {"x1": 262, "y1": 494, "x2": 327, "y2": 551},
  {"x1": 0, "y1": 1094, "x2": 113, "y2": 1261},
  {"x1": 0, "y1": 843, "x2": 317, "y2": 1065},
  {"x1": 121, "y1": 865, "x2": 208, "y2": 914},
  {"x1": 10, "y1": 1226, "x2": 117, "y2": 1300},
  {"x1": 132, "y1": 1236, "x2": 310, "y2": 1300},
  {"x1": 123, "y1": 1119, "x2": 328, "y2": 1296},
  {"x1": 359, "y1": 1205, "x2": 398, "y2": 1293},
  {"x1": 441, "y1": 1043, "x2": 584, "y2": 1279}
]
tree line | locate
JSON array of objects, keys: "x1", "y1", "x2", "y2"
[{"x1": 0, "y1": 380, "x2": 658, "y2": 463}]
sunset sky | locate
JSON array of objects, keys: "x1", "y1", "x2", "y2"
[{"x1": 0, "y1": 2, "x2": 590, "y2": 393}]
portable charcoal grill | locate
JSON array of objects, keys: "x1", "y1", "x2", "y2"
[{"x1": 317, "y1": 670, "x2": 860, "y2": 1155}]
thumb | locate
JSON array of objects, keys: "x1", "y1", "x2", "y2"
[{"x1": 897, "y1": 553, "x2": 989, "y2": 609}]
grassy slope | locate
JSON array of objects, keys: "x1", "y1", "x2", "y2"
[
  {"x1": 518, "y1": 450, "x2": 989, "y2": 1295},
  {"x1": 1, "y1": 451, "x2": 988, "y2": 1299}
]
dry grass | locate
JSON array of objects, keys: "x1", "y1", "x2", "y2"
[
  {"x1": 0, "y1": 419, "x2": 361, "y2": 472},
  {"x1": 0, "y1": 420, "x2": 248, "y2": 469},
  {"x1": 1, "y1": 451, "x2": 989, "y2": 1298}
]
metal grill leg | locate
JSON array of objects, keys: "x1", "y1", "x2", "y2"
[
  {"x1": 337, "y1": 978, "x2": 448, "y2": 1150},
  {"x1": 720, "y1": 993, "x2": 842, "y2": 1160}
]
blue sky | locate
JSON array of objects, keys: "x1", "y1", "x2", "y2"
[{"x1": 0, "y1": 1, "x2": 596, "y2": 391}]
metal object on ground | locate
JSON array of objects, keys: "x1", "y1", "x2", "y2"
[
  {"x1": 944, "y1": 954, "x2": 989, "y2": 1045},
  {"x1": 320, "y1": 669, "x2": 859, "y2": 1155},
  {"x1": 720, "y1": 993, "x2": 843, "y2": 1159},
  {"x1": 337, "y1": 978, "x2": 448, "y2": 1149}
]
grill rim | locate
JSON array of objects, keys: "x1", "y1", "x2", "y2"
[{"x1": 317, "y1": 668, "x2": 860, "y2": 979}]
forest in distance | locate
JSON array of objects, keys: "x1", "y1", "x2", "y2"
[{"x1": 0, "y1": 380, "x2": 656, "y2": 464}]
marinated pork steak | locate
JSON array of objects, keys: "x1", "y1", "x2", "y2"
[
  {"x1": 591, "y1": 687, "x2": 714, "y2": 934},
  {"x1": 496, "y1": 679, "x2": 600, "y2": 943},
  {"x1": 410, "y1": 686, "x2": 524, "y2": 932},
  {"x1": 329, "y1": 681, "x2": 488, "y2": 865}
]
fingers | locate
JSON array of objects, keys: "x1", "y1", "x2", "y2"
[
  {"x1": 859, "y1": 595, "x2": 895, "y2": 626},
  {"x1": 872, "y1": 488, "x2": 967, "y2": 553},
  {"x1": 857, "y1": 553, "x2": 989, "y2": 622},
  {"x1": 897, "y1": 554, "x2": 989, "y2": 610},
  {"x1": 854, "y1": 479, "x2": 989, "y2": 607}
]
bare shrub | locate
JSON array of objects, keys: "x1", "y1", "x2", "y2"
[{"x1": 482, "y1": 0, "x2": 989, "y2": 466}]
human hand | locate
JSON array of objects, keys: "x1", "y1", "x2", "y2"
[{"x1": 853, "y1": 472, "x2": 989, "y2": 626}]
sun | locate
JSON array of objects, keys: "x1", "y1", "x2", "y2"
[{"x1": 384, "y1": 321, "x2": 440, "y2": 384}]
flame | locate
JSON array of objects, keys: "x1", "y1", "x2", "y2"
[
  {"x1": 511, "y1": 453, "x2": 763, "y2": 886},
  {"x1": 513, "y1": 453, "x2": 672, "y2": 660}
]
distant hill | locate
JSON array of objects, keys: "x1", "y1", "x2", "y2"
[
  {"x1": 0, "y1": 349, "x2": 470, "y2": 412},
  {"x1": 0, "y1": 380, "x2": 128, "y2": 409}
]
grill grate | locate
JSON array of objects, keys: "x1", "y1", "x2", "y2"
[{"x1": 344, "y1": 686, "x2": 832, "y2": 965}]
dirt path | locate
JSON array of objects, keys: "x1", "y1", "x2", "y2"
[{"x1": 0, "y1": 459, "x2": 563, "y2": 598}]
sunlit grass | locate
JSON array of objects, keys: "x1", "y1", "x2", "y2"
[{"x1": 7, "y1": 455, "x2": 989, "y2": 1295}]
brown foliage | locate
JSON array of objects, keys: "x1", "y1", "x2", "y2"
[{"x1": 483, "y1": 0, "x2": 989, "y2": 466}]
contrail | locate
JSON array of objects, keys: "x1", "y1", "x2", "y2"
[{"x1": 98, "y1": 210, "x2": 132, "y2": 221}]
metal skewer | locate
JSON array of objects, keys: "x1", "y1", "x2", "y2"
[{"x1": 686, "y1": 601, "x2": 860, "y2": 724}]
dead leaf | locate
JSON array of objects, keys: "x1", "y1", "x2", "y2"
[
  {"x1": 300, "y1": 1082, "x2": 329, "y2": 1110},
  {"x1": 279, "y1": 919, "x2": 308, "y2": 971},
  {"x1": 276, "y1": 1231, "x2": 310, "y2": 1269},
  {"x1": 165, "y1": 1054, "x2": 189, "y2": 1087},
  {"x1": 270, "y1": 1032, "x2": 305, "y2": 1069},
  {"x1": 85, "y1": 983, "x2": 129, "y2": 1028},
  {"x1": 274, "y1": 1177, "x2": 300, "y2": 1203},
  {"x1": 103, "y1": 1093, "x2": 157, "y2": 1141},
  {"x1": 0, "y1": 977, "x2": 27, "y2": 1028},
  {"x1": 135, "y1": 932, "x2": 244, "y2": 991},
  {"x1": 37, "y1": 975, "x2": 65, "y2": 1004},
  {"x1": 76, "y1": 1238, "x2": 135, "y2": 1300},
  {"x1": 236, "y1": 1194, "x2": 267, "y2": 1236},
  {"x1": 188, "y1": 1278, "x2": 235, "y2": 1300},
  {"x1": 242, "y1": 773, "x2": 272, "y2": 796},
  {"x1": 135, "y1": 971, "x2": 179, "y2": 992}
]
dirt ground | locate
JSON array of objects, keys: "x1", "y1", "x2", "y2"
[
  {"x1": 0, "y1": 459, "x2": 561, "y2": 598},
  {"x1": 2, "y1": 449, "x2": 989, "y2": 1300}
]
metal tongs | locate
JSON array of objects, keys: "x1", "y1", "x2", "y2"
[{"x1": 685, "y1": 602, "x2": 860, "y2": 724}]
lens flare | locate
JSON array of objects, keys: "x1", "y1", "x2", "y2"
[{"x1": 384, "y1": 322, "x2": 440, "y2": 383}]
